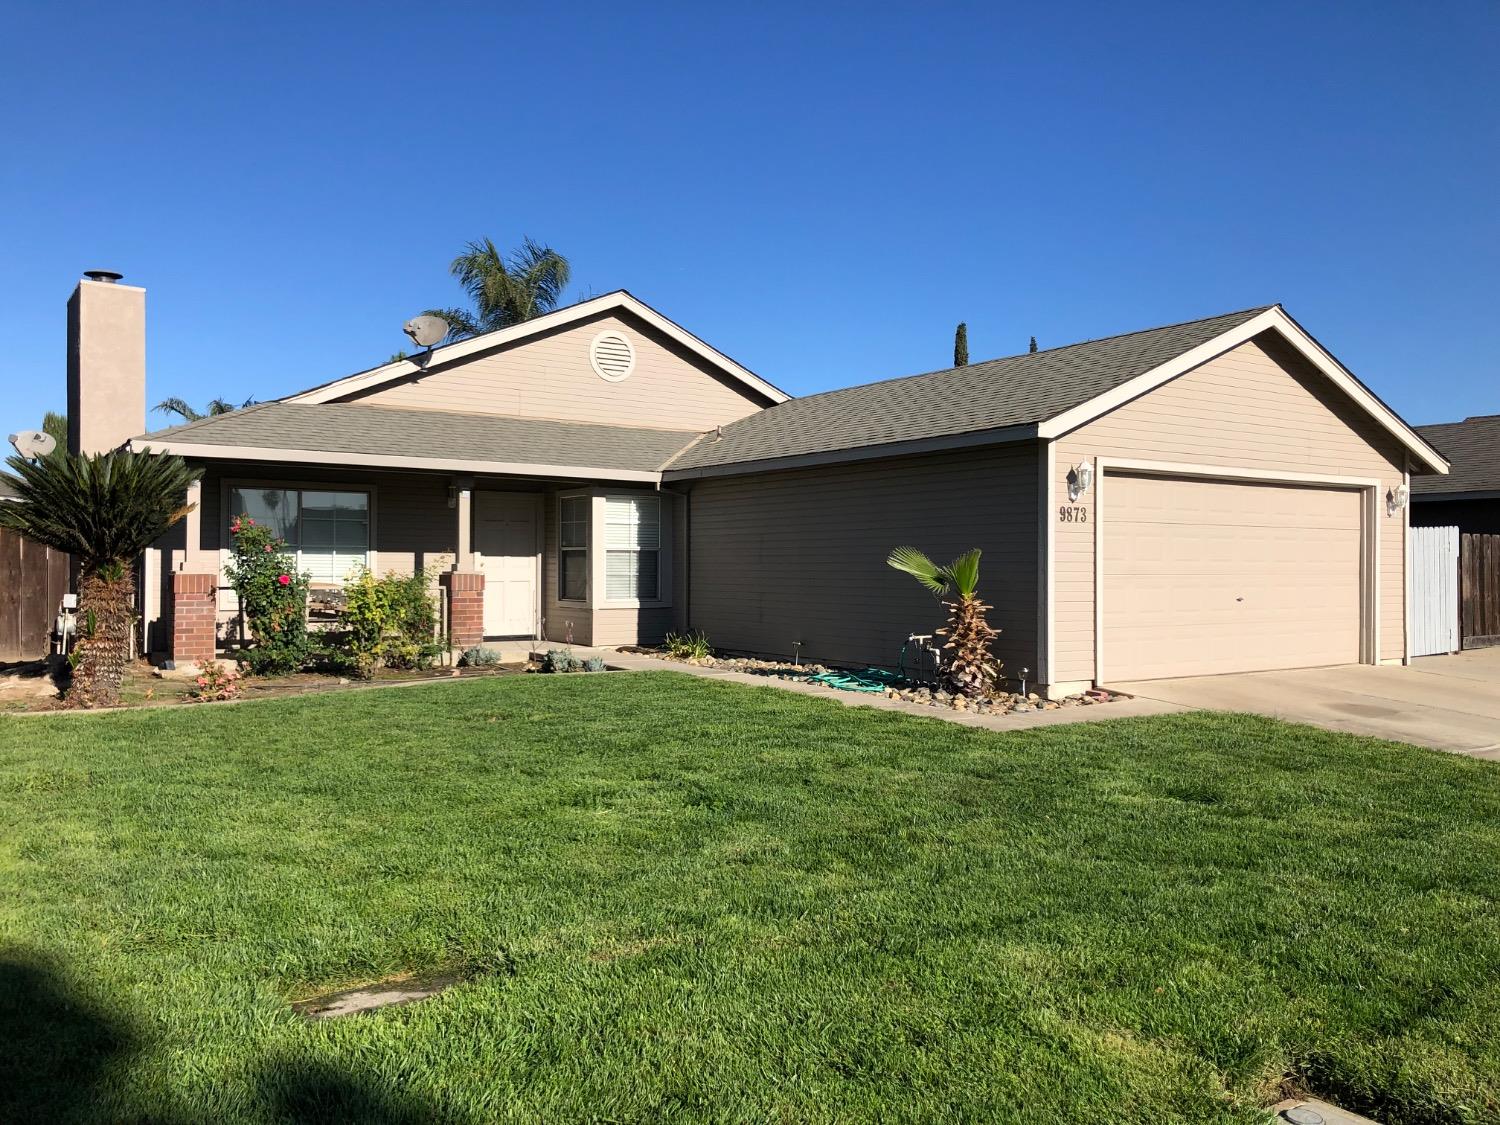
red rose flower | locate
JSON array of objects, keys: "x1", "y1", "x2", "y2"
[{"x1": 278, "y1": 574, "x2": 291, "y2": 586}]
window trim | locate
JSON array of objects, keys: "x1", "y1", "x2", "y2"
[
  {"x1": 557, "y1": 491, "x2": 591, "y2": 606},
  {"x1": 221, "y1": 478, "x2": 377, "y2": 591}
]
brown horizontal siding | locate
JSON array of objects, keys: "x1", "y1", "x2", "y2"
[
  {"x1": 342, "y1": 311, "x2": 767, "y2": 432},
  {"x1": 688, "y1": 444, "x2": 1040, "y2": 678},
  {"x1": 1052, "y1": 332, "x2": 1408, "y2": 683}
]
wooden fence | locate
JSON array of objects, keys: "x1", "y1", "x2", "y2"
[
  {"x1": 1462, "y1": 533, "x2": 1500, "y2": 648},
  {"x1": 0, "y1": 527, "x2": 69, "y2": 663}
]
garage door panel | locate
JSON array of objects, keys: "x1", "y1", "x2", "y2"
[{"x1": 1103, "y1": 474, "x2": 1362, "y2": 680}]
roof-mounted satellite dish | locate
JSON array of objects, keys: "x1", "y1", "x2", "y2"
[
  {"x1": 8, "y1": 430, "x2": 56, "y2": 460},
  {"x1": 403, "y1": 315, "x2": 449, "y2": 350}
]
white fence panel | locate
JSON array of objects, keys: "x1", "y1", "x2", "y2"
[{"x1": 1409, "y1": 525, "x2": 1459, "y2": 657}]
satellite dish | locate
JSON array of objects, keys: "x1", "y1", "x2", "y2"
[
  {"x1": 8, "y1": 430, "x2": 56, "y2": 459},
  {"x1": 403, "y1": 315, "x2": 449, "y2": 350}
]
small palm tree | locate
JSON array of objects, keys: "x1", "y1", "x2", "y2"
[
  {"x1": 153, "y1": 397, "x2": 256, "y2": 424},
  {"x1": 887, "y1": 546, "x2": 1002, "y2": 697},
  {"x1": 425, "y1": 237, "x2": 571, "y2": 343},
  {"x1": 0, "y1": 449, "x2": 201, "y2": 707}
]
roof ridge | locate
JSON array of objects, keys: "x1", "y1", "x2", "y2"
[
  {"x1": 760, "y1": 304, "x2": 1278, "y2": 411},
  {"x1": 656, "y1": 429, "x2": 715, "y2": 471}
]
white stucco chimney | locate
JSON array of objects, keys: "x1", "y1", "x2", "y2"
[{"x1": 67, "y1": 271, "x2": 146, "y2": 456}]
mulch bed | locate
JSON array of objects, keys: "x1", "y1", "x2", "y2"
[{"x1": 618, "y1": 648, "x2": 1123, "y2": 715}]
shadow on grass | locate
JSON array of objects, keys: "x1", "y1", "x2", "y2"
[
  {"x1": 0, "y1": 950, "x2": 139, "y2": 1123},
  {"x1": 0, "y1": 950, "x2": 472, "y2": 1124},
  {"x1": 256, "y1": 1057, "x2": 473, "y2": 1124}
]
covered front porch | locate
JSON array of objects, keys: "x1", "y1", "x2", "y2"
[{"x1": 146, "y1": 461, "x2": 685, "y2": 665}]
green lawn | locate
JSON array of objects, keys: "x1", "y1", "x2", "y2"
[{"x1": 2, "y1": 673, "x2": 1498, "y2": 1124}]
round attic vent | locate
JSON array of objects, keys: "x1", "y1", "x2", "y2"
[{"x1": 590, "y1": 331, "x2": 636, "y2": 382}]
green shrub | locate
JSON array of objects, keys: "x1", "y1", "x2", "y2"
[
  {"x1": 461, "y1": 646, "x2": 500, "y2": 667},
  {"x1": 543, "y1": 648, "x2": 580, "y2": 674},
  {"x1": 583, "y1": 656, "x2": 607, "y2": 673},
  {"x1": 332, "y1": 569, "x2": 444, "y2": 678},
  {"x1": 664, "y1": 630, "x2": 711, "y2": 661},
  {"x1": 224, "y1": 516, "x2": 312, "y2": 675}
]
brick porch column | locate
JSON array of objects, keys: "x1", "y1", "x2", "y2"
[
  {"x1": 441, "y1": 572, "x2": 485, "y2": 649},
  {"x1": 171, "y1": 573, "x2": 218, "y2": 666}
]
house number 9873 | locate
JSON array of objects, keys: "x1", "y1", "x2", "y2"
[{"x1": 1058, "y1": 505, "x2": 1088, "y2": 523}]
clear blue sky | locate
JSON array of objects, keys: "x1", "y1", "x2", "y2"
[{"x1": 3, "y1": 0, "x2": 1496, "y2": 438}]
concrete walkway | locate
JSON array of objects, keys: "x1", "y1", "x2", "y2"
[
  {"x1": 1112, "y1": 647, "x2": 1500, "y2": 758},
  {"x1": 603, "y1": 650, "x2": 1183, "y2": 733}
]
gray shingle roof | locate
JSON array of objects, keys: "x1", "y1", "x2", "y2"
[
  {"x1": 0, "y1": 474, "x2": 20, "y2": 500},
  {"x1": 668, "y1": 306, "x2": 1273, "y2": 471},
  {"x1": 133, "y1": 402, "x2": 700, "y2": 474},
  {"x1": 1414, "y1": 416, "x2": 1500, "y2": 495}
]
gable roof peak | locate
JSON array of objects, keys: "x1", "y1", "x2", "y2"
[{"x1": 281, "y1": 289, "x2": 788, "y2": 407}]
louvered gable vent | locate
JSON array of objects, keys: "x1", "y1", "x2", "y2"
[{"x1": 590, "y1": 331, "x2": 636, "y2": 382}]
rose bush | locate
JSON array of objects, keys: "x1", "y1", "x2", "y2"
[{"x1": 224, "y1": 516, "x2": 313, "y2": 674}]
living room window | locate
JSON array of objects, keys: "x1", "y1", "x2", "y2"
[{"x1": 228, "y1": 487, "x2": 370, "y2": 583}]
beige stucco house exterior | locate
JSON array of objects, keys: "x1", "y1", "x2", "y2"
[{"x1": 64, "y1": 275, "x2": 1448, "y2": 698}]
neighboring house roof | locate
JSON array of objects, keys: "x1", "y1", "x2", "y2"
[
  {"x1": 281, "y1": 290, "x2": 789, "y2": 407},
  {"x1": 0, "y1": 473, "x2": 20, "y2": 501},
  {"x1": 128, "y1": 402, "x2": 701, "y2": 483},
  {"x1": 1413, "y1": 415, "x2": 1500, "y2": 497},
  {"x1": 667, "y1": 305, "x2": 1449, "y2": 477}
]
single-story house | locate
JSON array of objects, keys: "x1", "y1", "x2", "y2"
[
  {"x1": 1412, "y1": 415, "x2": 1500, "y2": 534},
  {"x1": 63, "y1": 273, "x2": 1448, "y2": 698}
]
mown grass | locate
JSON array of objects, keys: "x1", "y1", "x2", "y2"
[{"x1": 1, "y1": 671, "x2": 1498, "y2": 1124}]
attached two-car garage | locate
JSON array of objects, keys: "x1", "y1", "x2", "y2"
[{"x1": 1100, "y1": 473, "x2": 1366, "y2": 681}]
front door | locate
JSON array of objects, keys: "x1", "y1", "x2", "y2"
[{"x1": 474, "y1": 492, "x2": 539, "y2": 637}]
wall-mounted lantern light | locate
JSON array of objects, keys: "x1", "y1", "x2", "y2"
[
  {"x1": 447, "y1": 484, "x2": 458, "y2": 509},
  {"x1": 1067, "y1": 461, "x2": 1095, "y2": 502},
  {"x1": 1386, "y1": 483, "x2": 1409, "y2": 516}
]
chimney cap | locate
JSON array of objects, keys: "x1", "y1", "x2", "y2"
[{"x1": 82, "y1": 269, "x2": 124, "y2": 283}]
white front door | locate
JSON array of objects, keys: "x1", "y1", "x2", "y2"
[{"x1": 474, "y1": 492, "x2": 540, "y2": 637}]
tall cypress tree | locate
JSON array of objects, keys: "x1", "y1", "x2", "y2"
[
  {"x1": 1029, "y1": 335, "x2": 1038, "y2": 353},
  {"x1": 954, "y1": 322, "x2": 969, "y2": 367}
]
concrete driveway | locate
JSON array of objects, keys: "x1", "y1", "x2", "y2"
[{"x1": 1111, "y1": 647, "x2": 1500, "y2": 758}]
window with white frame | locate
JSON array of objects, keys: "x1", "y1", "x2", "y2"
[
  {"x1": 559, "y1": 495, "x2": 589, "y2": 602},
  {"x1": 228, "y1": 487, "x2": 370, "y2": 583},
  {"x1": 604, "y1": 495, "x2": 660, "y2": 601}
]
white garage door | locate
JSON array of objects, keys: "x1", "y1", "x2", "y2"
[{"x1": 1103, "y1": 473, "x2": 1363, "y2": 680}]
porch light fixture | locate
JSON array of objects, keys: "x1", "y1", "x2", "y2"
[
  {"x1": 1067, "y1": 461, "x2": 1095, "y2": 502},
  {"x1": 447, "y1": 485, "x2": 457, "y2": 509},
  {"x1": 1387, "y1": 483, "x2": 1409, "y2": 515}
]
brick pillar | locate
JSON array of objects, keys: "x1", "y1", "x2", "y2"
[
  {"x1": 441, "y1": 572, "x2": 485, "y2": 649},
  {"x1": 171, "y1": 573, "x2": 218, "y2": 666}
]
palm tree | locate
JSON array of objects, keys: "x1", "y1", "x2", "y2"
[
  {"x1": 887, "y1": 546, "x2": 1002, "y2": 698},
  {"x1": 0, "y1": 449, "x2": 201, "y2": 707},
  {"x1": 153, "y1": 397, "x2": 256, "y2": 424},
  {"x1": 425, "y1": 237, "x2": 571, "y2": 343}
]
